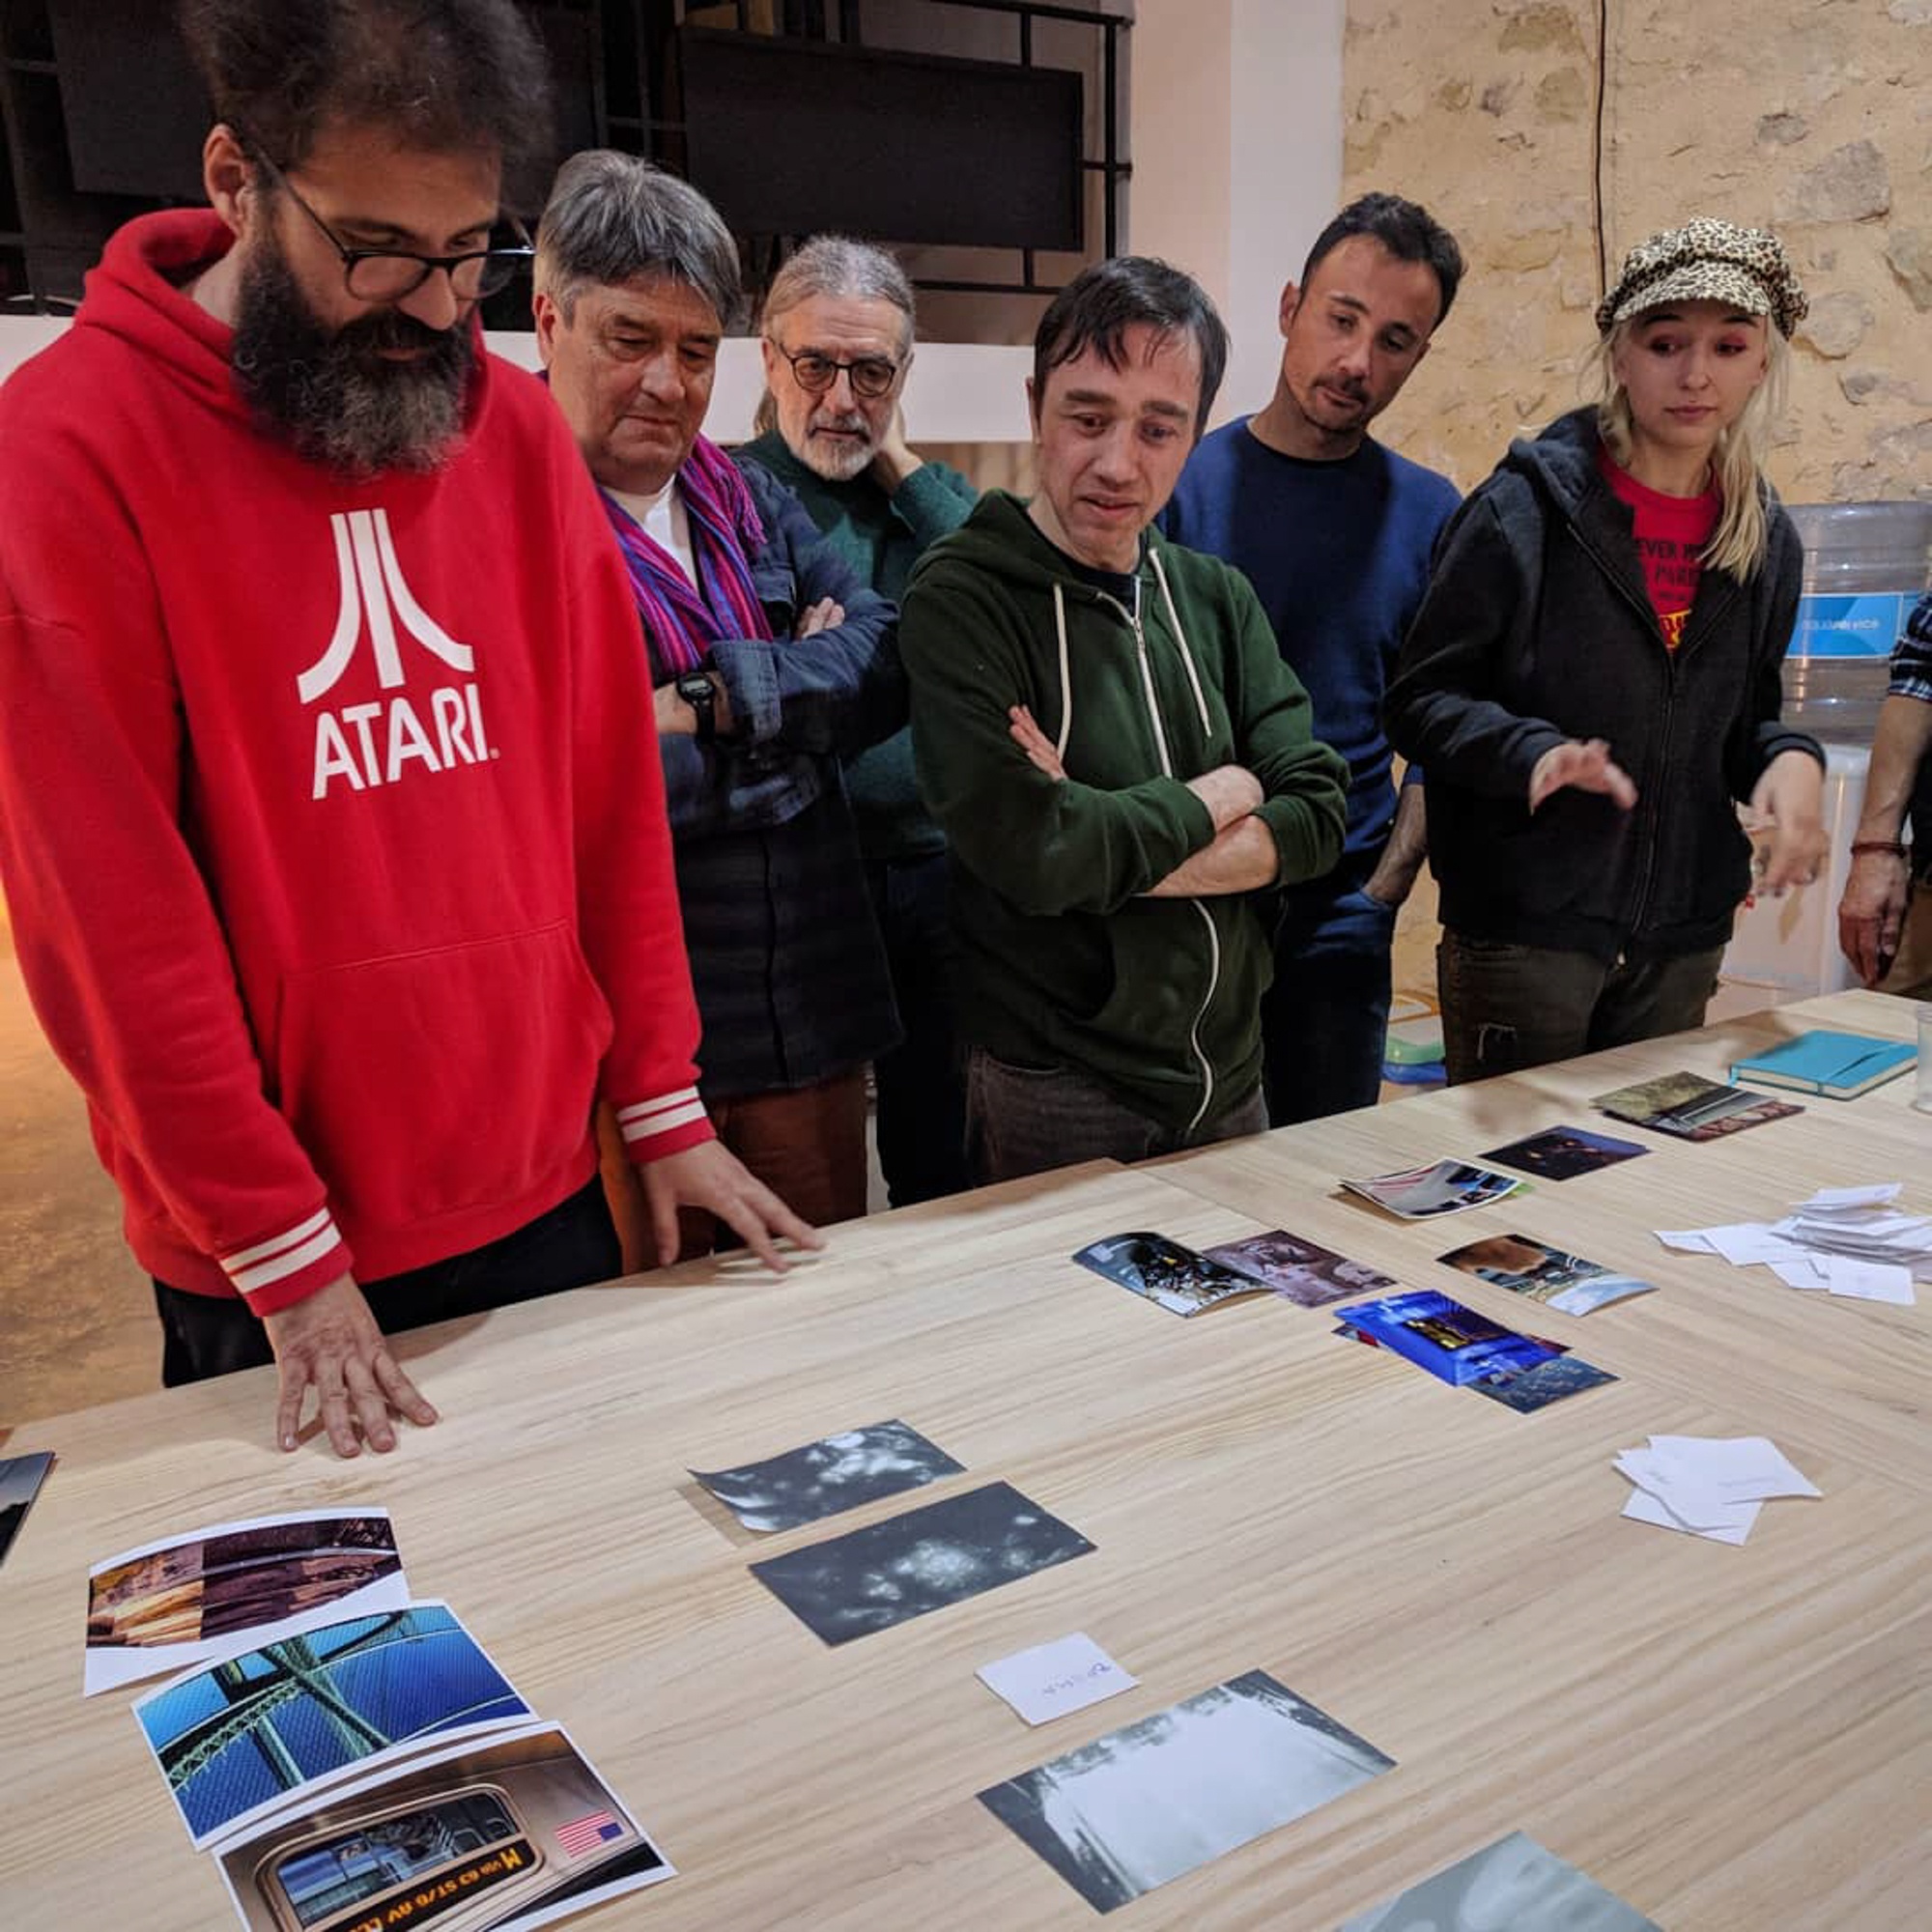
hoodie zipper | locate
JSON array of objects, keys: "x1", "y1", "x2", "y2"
[{"x1": 1090, "y1": 582, "x2": 1220, "y2": 1134}]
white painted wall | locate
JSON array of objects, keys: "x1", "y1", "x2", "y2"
[{"x1": 0, "y1": 318, "x2": 1036, "y2": 442}]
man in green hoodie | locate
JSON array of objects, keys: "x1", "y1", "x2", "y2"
[{"x1": 901, "y1": 257, "x2": 1349, "y2": 1182}]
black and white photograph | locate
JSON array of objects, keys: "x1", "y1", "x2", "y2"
[
  {"x1": 0, "y1": 1449, "x2": 52, "y2": 1567},
  {"x1": 749, "y1": 1481, "x2": 1094, "y2": 1646},
  {"x1": 1336, "y1": 1830, "x2": 1662, "y2": 1930},
  {"x1": 1203, "y1": 1229, "x2": 1398, "y2": 1310},
  {"x1": 977, "y1": 1668, "x2": 1395, "y2": 1913},
  {"x1": 691, "y1": 1418, "x2": 966, "y2": 1532}
]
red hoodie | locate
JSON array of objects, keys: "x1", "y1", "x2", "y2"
[{"x1": 0, "y1": 211, "x2": 714, "y2": 1316}]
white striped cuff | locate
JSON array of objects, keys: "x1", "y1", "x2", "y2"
[
  {"x1": 616, "y1": 1087, "x2": 708, "y2": 1144},
  {"x1": 220, "y1": 1208, "x2": 345, "y2": 1294}
]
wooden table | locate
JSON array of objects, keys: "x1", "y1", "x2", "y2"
[{"x1": 4, "y1": 993, "x2": 1930, "y2": 1929}]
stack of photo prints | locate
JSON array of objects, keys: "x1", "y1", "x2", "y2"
[{"x1": 86, "y1": 1509, "x2": 673, "y2": 1930}]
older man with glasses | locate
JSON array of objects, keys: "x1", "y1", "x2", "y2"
[
  {"x1": 535, "y1": 158, "x2": 906, "y2": 1259},
  {"x1": 740, "y1": 239, "x2": 978, "y2": 1208},
  {"x1": 0, "y1": 0, "x2": 810, "y2": 1463}
]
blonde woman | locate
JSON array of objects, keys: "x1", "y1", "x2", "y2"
[{"x1": 1386, "y1": 218, "x2": 1827, "y2": 1082}]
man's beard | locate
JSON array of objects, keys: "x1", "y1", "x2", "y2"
[
  {"x1": 799, "y1": 409, "x2": 879, "y2": 482},
  {"x1": 231, "y1": 236, "x2": 473, "y2": 475}
]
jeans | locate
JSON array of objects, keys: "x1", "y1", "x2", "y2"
[
  {"x1": 1262, "y1": 870, "x2": 1398, "y2": 1125},
  {"x1": 154, "y1": 1176, "x2": 621, "y2": 1386},
  {"x1": 868, "y1": 852, "x2": 970, "y2": 1207},
  {"x1": 1437, "y1": 930, "x2": 1727, "y2": 1085},
  {"x1": 964, "y1": 1046, "x2": 1268, "y2": 1184}
]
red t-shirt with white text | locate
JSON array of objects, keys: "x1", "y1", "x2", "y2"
[{"x1": 1598, "y1": 444, "x2": 1720, "y2": 650}]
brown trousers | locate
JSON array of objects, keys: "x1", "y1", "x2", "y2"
[{"x1": 598, "y1": 1067, "x2": 871, "y2": 1270}]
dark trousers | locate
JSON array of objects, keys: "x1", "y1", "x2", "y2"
[
  {"x1": 1437, "y1": 930, "x2": 1727, "y2": 1085},
  {"x1": 964, "y1": 1045, "x2": 1268, "y2": 1184},
  {"x1": 154, "y1": 1177, "x2": 621, "y2": 1386},
  {"x1": 1262, "y1": 869, "x2": 1398, "y2": 1126},
  {"x1": 868, "y1": 851, "x2": 970, "y2": 1207}
]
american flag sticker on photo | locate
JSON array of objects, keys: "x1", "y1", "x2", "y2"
[{"x1": 554, "y1": 1808, "x2": 625, "y2": 1856}]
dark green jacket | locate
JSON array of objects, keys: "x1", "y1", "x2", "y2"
[
  {"x1": 739, "y1": 432, "x2": 978, "y2": 864},
  {"x1": 902, "y1": 492, "x2": 1348, "y2": 1132}
]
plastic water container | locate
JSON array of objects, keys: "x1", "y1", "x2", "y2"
[{"x1": 1781, "y1": 500, "x2": 1932, "y2": 745}]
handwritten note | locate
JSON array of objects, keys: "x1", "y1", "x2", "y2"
[{"x1": 977, "y1": 1633, "x2": 1137, "y2": 1726}]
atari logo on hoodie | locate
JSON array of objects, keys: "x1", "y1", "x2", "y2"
[{"x1": 300, "y1": 507, "x2": 496, "y2": 800}]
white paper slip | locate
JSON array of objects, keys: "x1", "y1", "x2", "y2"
[
  {"x1": 1770, "y1": 1257, "x2": 1829, "y2": 1290},
  {"x1": 1623, "y1": 1487, "x2": 1759, "y2": 1545},
  {"x1": 1655, "y1": 1229, "x2": 1718, "y2": 1254},
  {"x1": 978, "y1": 1633, "x2": 1138, "y2": 1726},
  {"x1": 1826, "y1": 1257, "x2": 1917, "y2": 1305},
  {"x1": 1701, "y1": 1224, "x2": 1804, "y2": 1266},
  {"x1": 1613, "y1": 1451, "x2": 1745, "y2": 1530},
  {"x1": 1647, "y1": 1435, "x2": 1822, "y2": 1501},
  {"x1": 1800, "y1": 1183, "x2": 1902, "y2": 1211}
]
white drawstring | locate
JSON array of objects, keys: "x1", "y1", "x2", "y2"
[
  {"x1": 1052, "y1": 580, "x2": 1074, "y2": 759},
  {"x1": 1150, "y1": 548, "x2": 1212, "y2": 737}
]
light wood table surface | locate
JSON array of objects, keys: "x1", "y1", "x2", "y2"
[{"x1": 4, "y1": 997, "x2": 1930, "y2": 1929}]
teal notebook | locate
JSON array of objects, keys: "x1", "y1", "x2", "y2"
[{"x1": 1728, "y1": 1030, "x2": 1916, "y2": 1099}]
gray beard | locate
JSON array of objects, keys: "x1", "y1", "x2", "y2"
[
  {"x1": 231, "y1": 237, "x2": 472, "y2": 475},
  {"x1": 799, "y1": 420, "x2": 877, "y2": 483}
]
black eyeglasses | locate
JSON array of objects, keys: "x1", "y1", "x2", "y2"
[
  {"x1": 767, "y1": 340, "x2": 901, "y2": 400},
  {"x1": 250, "y1": 150, "x2": 533, "y2": 303}
]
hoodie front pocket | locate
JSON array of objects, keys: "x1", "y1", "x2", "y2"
[{"x1": 271, "y1": 921, "x2": 613, "y2": 1232}]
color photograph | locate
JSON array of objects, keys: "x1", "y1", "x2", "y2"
[
  {"x1": 0, "y1": 1449, "x2": 52, "y2": 1567},
  {"x1": 979, "y1": 1669, "x2": 1394, "y2": 1913},
  {"x1": 215, "y1": 1721, "x2": 674, "y2": 1932},
  {"x1": 750, "y1": 1480, "x2": 1094, "y2": 1646},
  {"x1": 1342, "y1": 1160, "x2": 1522, "y2": 1220},
  {"x1": 134, "y1": 1601, "x2": 529, "y2": 1848},
  {"x1": 692, "y1": 1418, "x2": 966, "y2": 1532},
  {"x1": 1202, "y1": 1230, "x2": 1398, "y2": 1309},
  {"x1": 1481, "y1": 1125, "x2": 1650, "y2": 1181},
  {"x1": 1593, "y1": 1071, "x2": 1804, "y2": 1141},
  {"x1": 1072, "y1": 1232, "x2": 1271, "y2": 1316},
  {"x1": 1470, "y1": 1354, "x2": 1619, "y2": 1412},
  {"x1": 86, "y1": 1510, "x2": 409, "y2": 1697},
  {"x1": 1334, "y1": 1291, "x2": 1562, "y2": 1386},
  {"x1": 1336, "y1": 1830, "x2": 1662, "y2": 1930},
  {"x1": 1437, "y1": 1233, "x2": 1657, "y2": 1316}
]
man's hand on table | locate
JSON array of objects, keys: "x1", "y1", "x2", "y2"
[
  {"x1": 263, "y1": 1272, "x2": 438, "y2": 1458},
  {"x1": 642, "y1": 1140, "x2": 824, "y2": 1270}
]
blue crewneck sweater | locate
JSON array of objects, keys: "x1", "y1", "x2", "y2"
[{"x1": 1161, "y1": 417, "x2": 1460, "y2": 857}]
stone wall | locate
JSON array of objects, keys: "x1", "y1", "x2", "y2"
[{"x1": 1342, "y1": 0, "x2": 1932, "y2": 502}]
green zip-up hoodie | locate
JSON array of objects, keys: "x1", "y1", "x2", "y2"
[{"x1": 901, "y1": 491, "x2": 1348, "y2": 1133}]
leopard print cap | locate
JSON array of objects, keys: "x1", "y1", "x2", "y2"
[{"x1": 1595, "y1": 216, "x2": 1808, "y2": 339}]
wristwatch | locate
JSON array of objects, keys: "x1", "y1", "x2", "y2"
[{"x1": 675, "y1": 669, "x2": 718, "y2": 742}]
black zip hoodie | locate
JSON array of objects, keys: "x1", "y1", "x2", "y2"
[{"x1": 1386, "y1": 408, "x2": 1822, "y2": 963}]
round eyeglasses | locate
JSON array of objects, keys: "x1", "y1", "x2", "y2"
[
  {"x1": 768, "y1": 340, "x2": 901, "y2": 400},
  {"x1": 252, "y1": 149, "x2": 533, "y2": 303}
]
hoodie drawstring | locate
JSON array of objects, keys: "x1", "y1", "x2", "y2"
[
  {"x1": 1051, "y1": 581, "x2": 1074, "y2": 760},
  {"x1": 1150, "y1": 548, "x2": 1212, "y2": 738}
]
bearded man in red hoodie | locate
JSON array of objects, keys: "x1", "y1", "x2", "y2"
[{"x1": 0, "y1": 0, "x2": 813, "y2": 1460}]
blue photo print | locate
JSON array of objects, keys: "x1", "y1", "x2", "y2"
[{"x1": 133, "y1": 1601, "x2": 528, "y2": 1847}]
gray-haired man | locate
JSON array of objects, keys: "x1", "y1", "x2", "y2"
[
  {"x1": 740, "y1": 238, "x2": 977, "y2": 1205},
  {"x1": 535, "y1": 157, "x2": 905, "y2": 1253}
]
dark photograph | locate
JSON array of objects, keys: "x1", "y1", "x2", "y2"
[
  {"x1": 1202, "y1": 1230, "x2": 1397, "y2": 1310},
  {"x1": 692, "y1": 1419, "x2": 966, "y2": 1532},
  {"x1": 750, "y1": 1481, "x2": 1094, "y2": 1646}
]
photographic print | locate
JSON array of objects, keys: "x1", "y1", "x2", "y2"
[
  {"x1": 1202, "y1": 1230, "x2": 1398, "y2": 1310},
  {"x1": 749, "y1": 1481, "x2": 1094, "y2": 1646},
  {"x1": 1334, "y1": 1291, "x2": 1563, "y2": 1387},
  {"x1": 1593, "y1": 1071, "x2": 1804, "y2": 1141},
  {"x1": 1480, "y1": 1125, "x2": 1650, "y2": 1181},
  {"x1": 1341, "y1": 1160, "x2": 1522, "y2": 1220},
  {"x1": 214, "y1": 1721, "x2": 675, "y2": 1932},
  {"x1": 978, "y1": 1669, "x2": 1393, "y2": 1913},
  {"x1": 1469, "y1": 1354, "x2": 1619, "y2": 1412},
  {"x1": 691, "y1": 1418, "x2": 965, "y2": 1532},
  {"x1": 134, "y1": 1600, "x2": 530, "y2": 1848},
  {"x1": 0, "y1": 1449, "x2": 52, "y2": 1567},
  {"x1": 87, "y1": 1509, "x2": 409, "y2": 1696},
  {"x1": 1337, "y1": 1830, "x2": 1661, "y2": 1930},
  {"x1": 1072, "y1": 1232, "x2": 1271, "y2": 1317},
  {"x1": 1437, "y1": 1233, "x2": 1657, "y2": 1316}
]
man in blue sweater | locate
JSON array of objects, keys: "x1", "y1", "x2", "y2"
[{"x1": 1162, "y1": 193, "x2": 1463, "y2": 1124}]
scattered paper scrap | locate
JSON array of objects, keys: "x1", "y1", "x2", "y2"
[
  {"x1": 978, "y1": 1633, "x2": 1138, "y2": 1726},
  {"x1": 1616, "y1": 1435, "x2": 1819, "y2": 1545}
]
